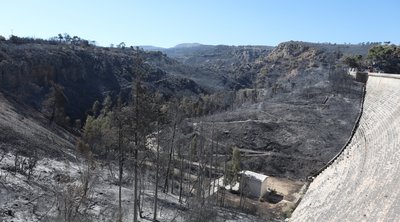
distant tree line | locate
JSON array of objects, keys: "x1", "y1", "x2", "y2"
[
  {"x1": 368, "y1": 44, "x2": 400, "y2": 73},
  {"x1": 343, "y1": 44, "x2": 400, "y2": 73},
  {"x1": 0, "y1": 34, "x2": 96, "y2": 47},
  {"x1": 0, "y1": 34, "x2": 133, "y2": 50},
  {"x1": 50, "y1": 33, "x2": 96, "y2": 46}
]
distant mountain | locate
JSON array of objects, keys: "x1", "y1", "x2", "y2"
[
  {"x1": 137, "y1": 45, "x2": 165, "y2": 51},
  {"x1": 139, "y1": 43, "x2": 203, "y2": 51},
  {"x1": 173, "y1": 43, "x2": 203, "y2": 48}
]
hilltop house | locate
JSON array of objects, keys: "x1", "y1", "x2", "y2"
[{"x1": 239, "y1": 170, "x2": 268, "y2": 199}]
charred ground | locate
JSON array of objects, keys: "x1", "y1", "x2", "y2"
[{"x1": 0, "y1": 36, "x2": 371, "y2": 221}]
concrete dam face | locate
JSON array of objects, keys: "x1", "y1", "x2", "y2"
[{"x1": 292, "y1": 74, "x2": 400, "y2": 221}]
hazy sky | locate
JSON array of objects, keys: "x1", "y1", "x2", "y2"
[{"x1": 0, "y1": 0, "x2": 399, "y2": 48}]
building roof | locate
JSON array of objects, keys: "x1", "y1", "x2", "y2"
[{"x1": 240, "y1": 170, "x2": 268, "y2": 182}]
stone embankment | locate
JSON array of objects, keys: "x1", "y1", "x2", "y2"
[{"x1": 291, "y1": 74, "x2": 400, "y2": 221}]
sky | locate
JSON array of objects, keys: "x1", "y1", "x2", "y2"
[{"x1": 0, "y1": 0, "x2": 399, "y2": 48}]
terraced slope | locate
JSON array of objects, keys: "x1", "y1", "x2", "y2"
[{"x1": 291, "y1": 73, "x2": 400, "y2": 221}]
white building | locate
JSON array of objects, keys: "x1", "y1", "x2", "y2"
[{"x1": 239, "y1": 170, "x2": 268, "y2": 199}]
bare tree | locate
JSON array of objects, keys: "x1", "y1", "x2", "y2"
[
  {"x1": 54, "y1": 149, "x2": 96, "y2": 222},
  {"x1": 153, "y1": 110, "x2": 161, "y2": 221},
  {"x1": 153, "y1": 94, "x2": 168, "y2": 221},
  {"x1": 208, "y1": 123, "x2": 215, "y2": 199},
  {"x1": 130, "y1": 48, "x2": 155, "y2": 222},
  {"x1": 109, "y1": 103, "x2": 126, "y2": 222},
  {"x1": 178, "y1": 144, "x2": 184, "y2": 203},
  {"x1": 163, "y1": 102, "x2": 178, "y2": 193},
  {"x1": 132, "y1": 51, "x2": 142, "y2": 222}
]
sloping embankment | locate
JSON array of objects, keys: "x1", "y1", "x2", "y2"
[
  {"x1": 291, "y1": 74, "x2": 400, "y2": 221},
  {"x1": 0, "y1": 91, "x2": 76, "y2": 159}
]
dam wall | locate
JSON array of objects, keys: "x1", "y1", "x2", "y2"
[{"x1": 291, "y1": 74, "x2": 400, "y2": 221}]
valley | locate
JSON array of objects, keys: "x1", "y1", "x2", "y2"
[{"x1": 0, "y1": 37, "x2": 371, "y2": 221}]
